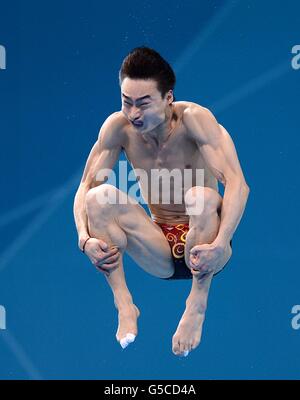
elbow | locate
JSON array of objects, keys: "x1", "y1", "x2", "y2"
[
  {"x1": 74, "y1": 182, "x2": 91, "y2": 202},
  {"x1": 243, "y1": 183, "x2": 250, "y2": 193},
  {"x1": 235, "y1": 176, "x2": 250, "y2": 193},
  {"x1": 226, "y1": 178, "x2": 250, "y2": 192},
  {"x1": 232, "y1": 179, "x2": 250, "y2": 197},
  {"x1": 242, "y1": 183, "x2": 250, "y2": 202}
]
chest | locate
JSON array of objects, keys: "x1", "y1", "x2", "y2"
[{"x1": 123, "y1": 127, "x2": 202, "y2": 172}]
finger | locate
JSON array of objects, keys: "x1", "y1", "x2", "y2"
[
  {"x1": 191, "y1": 267, "x2": 201, "y2": 275},
  {"x1": 190, "y1": 246, "x2": 201, "y2": 255},
  {"x1": 190, "y1": 253, "x2": 197, "y2": 262},
  {"x1": 189, "y1": 256, "x2": 199, "y2": 267},
  {"x1": 104, "y1": 246, "x2": 120, "y2": 256},
  {"x1": 191, "y1": 266, "x2": 200, "y2": 272},
  {"x1": 108, "y1": 246, "x2": 120, "y2": 256},
  {"x1": 191, "y1": 269, "x2": 206, "y2": 279},
  {"x1": 101, "y1": 261, "x2": 120, "y2": 271},
  {"x1": 98, "y1": 239, "x2": 109, "y2": 251},
  {"x1": 191, "y1": 264, "x2": 208, "y2": 274},
  {"x1": 95, "y1": 254, "x2": 120, "y2": 268},
  {"x1": 190, "y1": 245, "x2": 208, "y2": 254},
  {"x1": 100, "y1": 248, "x2": 120, "y2": 261},
  {"x1": 190, "y1": 252, "x2": 200, "y2": 261},
  {"x1": 190, "y1": 261, "x2": 198, "y2": 269},
  {"x1": 102, "y1": 253, "x2": 120, "y2": 264}
]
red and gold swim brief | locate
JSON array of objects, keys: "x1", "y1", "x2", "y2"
[{"x1": 155, "y1": 222, "x2": 232, "y2": 280}]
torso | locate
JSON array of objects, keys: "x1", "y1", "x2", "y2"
[{"x1": 119, "y1": 101, "x2": 218, "y2": 224}]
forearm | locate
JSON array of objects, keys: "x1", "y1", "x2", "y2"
[
  {"x1": 214, "y1": 181, "x2": 250, "y2": 246},
  {"x1": 73, "y1": 184, "x2": 91, "y2": 250}
]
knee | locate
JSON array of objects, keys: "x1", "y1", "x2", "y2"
[
  {"x1": 184, "y1": 186, "x2": 222, "y2": 216},
  {"x1": 85, "y1": 184, "x2": 117, "y2": 217}
]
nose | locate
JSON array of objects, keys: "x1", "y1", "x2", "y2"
[{"x1": 129, "y1": 106, "x2": 141, "y2": 121}]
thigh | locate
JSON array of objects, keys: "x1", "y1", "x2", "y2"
[{"x1": 98, "y1": 185, "x2": 175, "y2": 278}]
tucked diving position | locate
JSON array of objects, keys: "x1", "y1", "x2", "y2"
[{"x1": 73, "y1": 46, "x2": 250, "y2": 357}]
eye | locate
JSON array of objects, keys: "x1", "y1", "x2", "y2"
[{"x1": 123, "y1": 102, "x2": 149, "y2": 107}]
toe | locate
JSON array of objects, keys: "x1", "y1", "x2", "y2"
[
  {"x1": 120, "y1": 337, "x2": 129, "y2": 349},
  {"x1": 191, "y1": 339, "x2": 200, "y2": 350},
  {"x1": 172, "y1": 336, "x2": 180, "y2": 355},
  {"x1": 119, "y1": 333, "x2": 136, "y2": 349},
  {"x1": 126, "y1": 333, "x2": 136, "y2": 343},
  {"x1": 179, "y1": 342, "x2": 189, "y2": 356}
]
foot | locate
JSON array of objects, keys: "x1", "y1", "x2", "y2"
[
  {"x1": 116, "y1": 304, "x2": 140, "y2": 349},
  {"x1": 172, "y1": 306, "x2": 205, "y2": 357}
]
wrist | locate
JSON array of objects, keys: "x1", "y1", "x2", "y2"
[
  {"x1": 213, "y1": 234, "x2": 231, "y2": 249},
  {"x1": 78, "y1": 235, "x2": 91, "y2": 252}
]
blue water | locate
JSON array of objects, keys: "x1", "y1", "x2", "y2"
[{"x1": 0, "y1": 0, "x2": 299, "y2": 379}]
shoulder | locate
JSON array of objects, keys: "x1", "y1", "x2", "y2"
[
  {"x1": 182, "y1": 102, "x2": 221, "y2": 144},
  {"x1": 97, "y1": 111, "x2": 128, "y2": 148}
]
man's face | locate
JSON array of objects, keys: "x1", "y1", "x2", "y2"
[{"x1": 121, "y1": 77, "x2": 171, "y2": 133}]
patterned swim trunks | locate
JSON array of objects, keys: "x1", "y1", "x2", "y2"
[{"x1": 155, "y1": 222, "x2": 232, "y2": 280}]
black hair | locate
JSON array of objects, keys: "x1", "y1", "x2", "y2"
[{"x1": 119, "y1": 46, "x2": 176, "y2": 102}]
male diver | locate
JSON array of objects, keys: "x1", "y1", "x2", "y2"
[{"x1": 73, "y1": 46, "x2": 250, "y2": 357}]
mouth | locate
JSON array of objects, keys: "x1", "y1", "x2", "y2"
[{"x1": 131, "y1": 120, "x2": 144, "y2": 128}]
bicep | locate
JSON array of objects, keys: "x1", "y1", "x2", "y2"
[
  {"x1": 200, "y1": 125, "x2": 247, "y2": 186},
  {"x1": 80, "y1": 116, "x2": 123, "y2": 187},
  {"x1": 188, "y1": 108, "x2": 248, "y2": 186}
]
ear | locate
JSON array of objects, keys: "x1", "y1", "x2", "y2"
[{"x1": 167, "y1": 89, "x2": 174, "y2": 104}]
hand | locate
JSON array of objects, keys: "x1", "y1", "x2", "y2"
[
  {"x1": 189, "y1": 242, "x2": 227, "y2": 276},
  {"x1": 84, "y1": 238, "x2": 121, "y2": 277}
]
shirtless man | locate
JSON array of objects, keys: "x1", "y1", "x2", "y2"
[{"x1": 73, "y1": 46, "x2": 250, "y2": 357}]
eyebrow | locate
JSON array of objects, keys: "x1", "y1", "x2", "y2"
[{"x1": 122, "y1": 93, "x2": 151, "y2": 101}]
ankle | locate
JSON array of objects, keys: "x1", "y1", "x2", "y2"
[
  {"x1": 114, "y1": 294, "x2": 134, "y2": 311},
  {"x1": 185, "y1": 300, "x2": 207, "y2": 315}
]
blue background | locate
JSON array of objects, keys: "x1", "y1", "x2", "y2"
[{"x1": 0, "y1": 0, "x2": 299, "y2": 379}]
